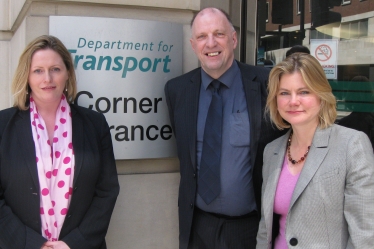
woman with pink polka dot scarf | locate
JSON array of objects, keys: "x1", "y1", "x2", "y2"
[{"x1": 0, "y1": 35, "x2": 119, "y2": 249}]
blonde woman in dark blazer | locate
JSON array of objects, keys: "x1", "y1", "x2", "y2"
[
  {"x1": 0, "y1": 35, "x2": 119, "y2": 249},
  {"x1": 256, "y1": 53, "x2": 374, "y2": 249}
]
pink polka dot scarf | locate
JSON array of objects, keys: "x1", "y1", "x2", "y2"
[{"x1": 29, "y1": 94, "x2": 75, "y2": 241}]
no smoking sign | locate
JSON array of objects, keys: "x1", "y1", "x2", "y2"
[
  {"x1": 315, "y1": 44, "x2": 332, "y2": 62},
  {"x1": 311, "y1": 39, "x2": 338, "y2": 79}
]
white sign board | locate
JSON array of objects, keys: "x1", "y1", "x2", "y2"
[
  {"x1": 310, "y1": 39, "x2": 338, "y2": 79},
  {"x1": 50, "y1": 16, "x2": 181, "y2": 159}
]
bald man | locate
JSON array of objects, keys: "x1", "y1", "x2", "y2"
[{"x1": 165, "y1": 8, "x2": 284, "y2": 249}]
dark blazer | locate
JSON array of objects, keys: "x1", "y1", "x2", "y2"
[
  {"x1": 164, "y1": 60, "x2": 285, "y2": 249},
  {"x1": 0, "y1": 104, "x2": 120, "y2": 249}
]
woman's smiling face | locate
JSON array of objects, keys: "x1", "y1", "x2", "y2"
[{"x1": 277, "y1": 72, "x2": 321, "y2": 129}]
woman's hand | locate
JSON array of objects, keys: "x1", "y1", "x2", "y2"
[{"x1": 42, "y1": 241, "x2": 70, "y2": 249}]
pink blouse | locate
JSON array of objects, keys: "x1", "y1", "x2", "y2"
[{"x1": 273, "y1": 156, "x2": 300, "y2": 249}]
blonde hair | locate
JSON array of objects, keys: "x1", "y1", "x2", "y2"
[
  {"x1": 266, "y1": 53, "x2": 337, "y2": 130},
  {"x1": 12, "y1": 35, "x2": 77, "y2": 110}
]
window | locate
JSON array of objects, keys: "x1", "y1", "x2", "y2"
[
  {"x1": 340, "y1": 19, "x2": 368, "y2": 40},
  {"x1": 309, "y1": 0, "x2": 311, "y2": 13},
  {"x1": 310, "y1": 29, "x2": 334, "y2": 40},
  {"x1": 358, "y1": 20, "x2": 368, "y2": 37}
]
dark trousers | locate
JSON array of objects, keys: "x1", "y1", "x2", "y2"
[{"x1": 188, "y1": 208, "x2": 260, "y2": 249}]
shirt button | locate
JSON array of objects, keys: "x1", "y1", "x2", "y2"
[
  {"x1": 289, "y1": 238, "x2": 298, "y2": 246},
  {"x1": 190, "y1": 203, "x2": 193, "y2": 209},
  {"x1": 193, "y1": 173, "x2": 196, "y2": 178}
]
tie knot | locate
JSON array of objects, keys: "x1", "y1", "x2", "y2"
[{"x1": 211, "y1": 80, "x2": 221, "y2": 93}]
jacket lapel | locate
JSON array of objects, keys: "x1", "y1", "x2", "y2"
[
  {"x1": 187, "y1": 70, "x2": 201, "y2": 170},
  {"x1": 238, "y1": 61, "x2": 262, "y2": 160},
  {"x1": 263, "y1": 134, "x2": 289, "y2": 237},
  {"x1": 289, "y1": 127, "x2": 331, "y2": 209},
  {"x1": 15, "y1": 110, "x2": 40, "y2": 190},
  {"x1": 70, "y1": 106, "x2": 84, "y2": 185}
]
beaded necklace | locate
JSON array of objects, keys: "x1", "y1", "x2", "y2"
[{"x1": 287, "y1": 131, "x2": 311, "y2": 165}]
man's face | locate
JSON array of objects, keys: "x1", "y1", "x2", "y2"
[{"x1": 190, "y1": 9, "x2": 238, "y2": 79}]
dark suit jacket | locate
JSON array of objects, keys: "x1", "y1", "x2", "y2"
[
  {"x1": 164, "y1": 61, "x2": 285, "y2": 249},
  {"x1": 0, "y1": 104, "x2": 119, "y2": 249}
]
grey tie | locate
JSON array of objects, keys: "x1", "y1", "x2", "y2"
[{"x1": 198, "y1": 80, "x2": 223, "y2": 204}]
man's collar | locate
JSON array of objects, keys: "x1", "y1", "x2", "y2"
[{"x1": 201, "y1": 60, "x2": 239, "y2": 89}]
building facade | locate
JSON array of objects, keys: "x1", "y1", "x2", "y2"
[{"x1": 0, "y1": 0, "x2": 373, "y2": 248}]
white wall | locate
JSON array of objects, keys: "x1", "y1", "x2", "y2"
[
  {"x1": 0, "y1": 41, "x2": 10, "y2": 109},
  {"x1": 107, "y1": 173, "x2": 179, "y2": 249}
]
